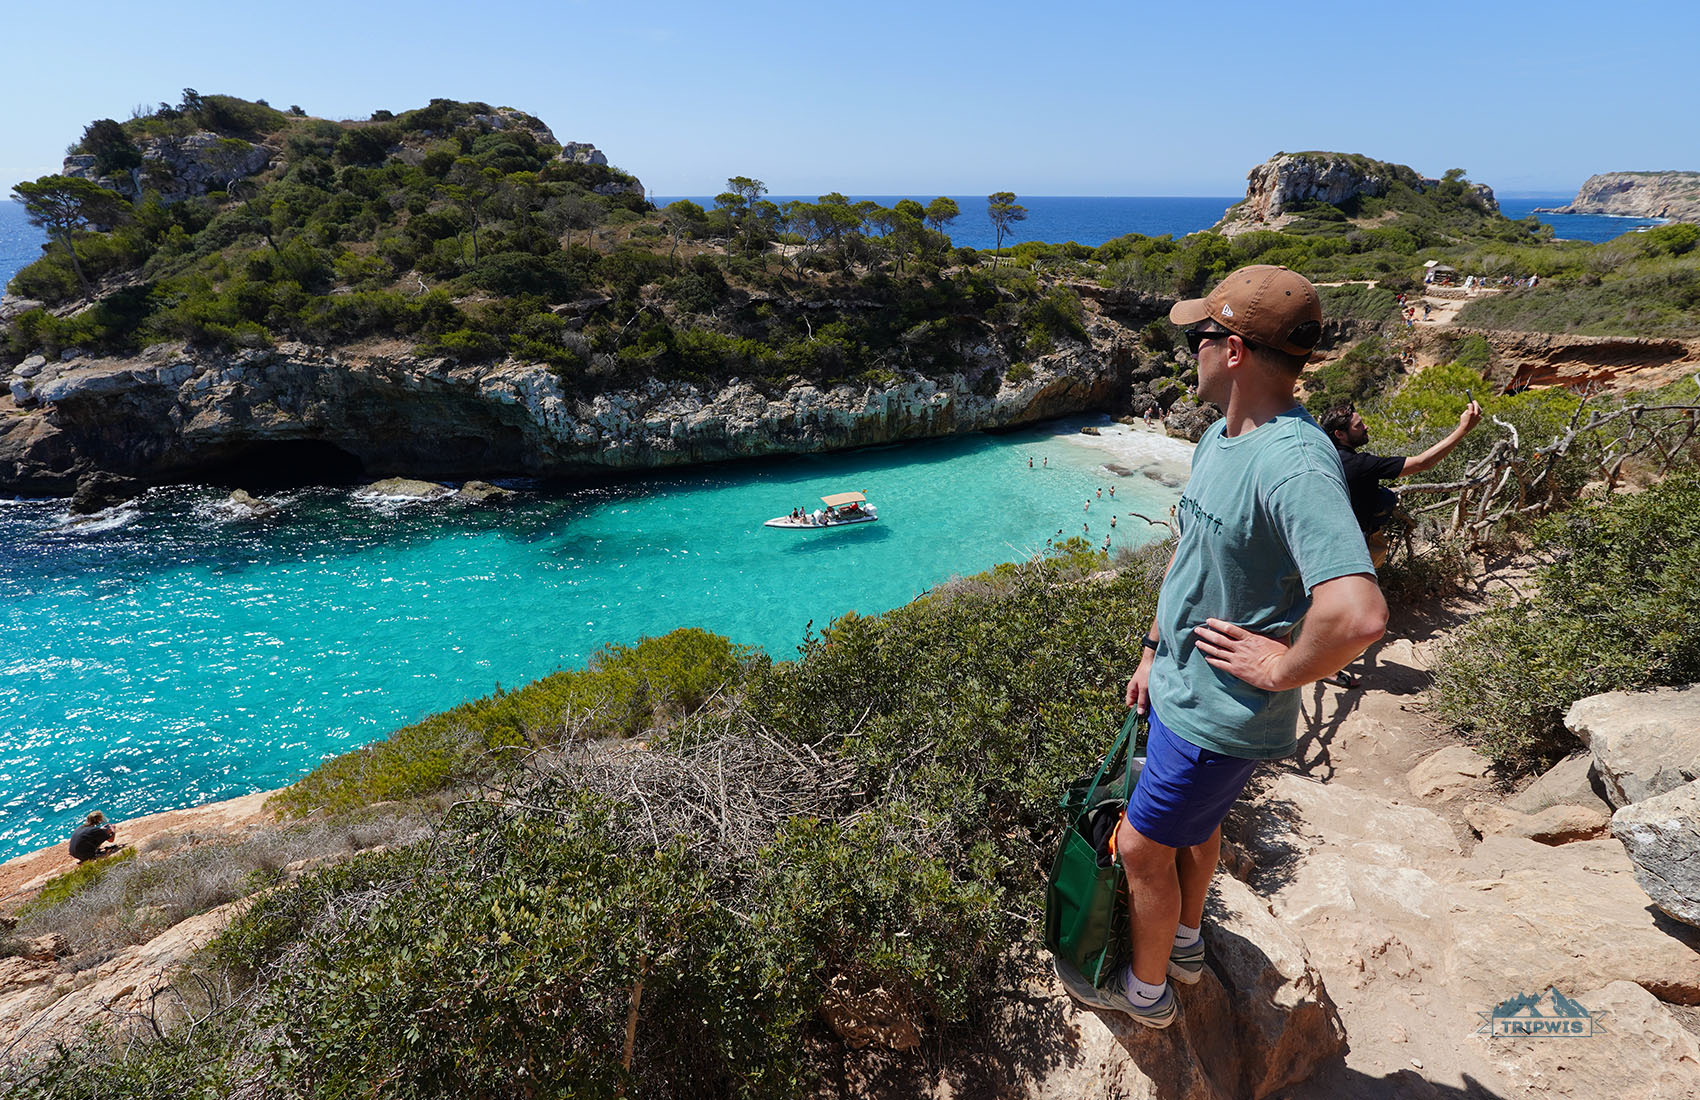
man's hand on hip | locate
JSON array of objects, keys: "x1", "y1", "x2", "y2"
[{"x1": 1192, "y1": 619, "x2": 1291, "y2": 691}]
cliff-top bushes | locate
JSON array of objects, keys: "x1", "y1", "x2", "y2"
[
  {"x1": 271, "y1": 627, "x2": 758, "y2": 817},
  {"x1": 1432, "y1": 474, "x2": 1700, "y2": 771}
]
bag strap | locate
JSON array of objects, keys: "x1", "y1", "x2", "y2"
[{"x1": 1079, "y1": 709, "x2": 1142, "y2": 811}]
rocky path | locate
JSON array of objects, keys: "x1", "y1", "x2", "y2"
[{"x1": 1030, "y1": 576, "x2": 1700, "y2": 1099}]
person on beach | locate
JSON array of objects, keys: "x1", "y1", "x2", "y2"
[
  {"x1": 68, "y1": 811, "x2": 121, "y2": 862},
  {"x1": 1319, "y1": 400, "x2": 1482, "y2": 568},
  {"x1": 1077, "y1": 265, "x2": 1387, "y2": 1028}
]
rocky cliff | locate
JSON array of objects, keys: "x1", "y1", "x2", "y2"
[
  {"x1": 1542, "y1": 171, "x2": 1700, "y2": 222},
  {"x1": 1216, "y1": 152, "x2": 1497, "y2": 236},
  {"x1": 0, "y1": 327, "x2": 1135, "y2": 496},
  {"x1": 59, "y1": 105, "x2": 642, "y2": 205}
]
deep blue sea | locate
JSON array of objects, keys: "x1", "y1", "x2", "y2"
[{"x1": 0, "y1": 188, "x2": 1675, "y2": 862}]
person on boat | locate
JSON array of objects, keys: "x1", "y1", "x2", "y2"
[
  {"x1": 68, "y1": 810, "x2": 121, "y2": 863},
  {"x1": 1094, "y1": 266, "x2": 1386, "y2": 1030}
]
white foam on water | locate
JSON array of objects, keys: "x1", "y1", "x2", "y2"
[{"x1": 52, "y1": 503, "x2": 140, "y2": 534}]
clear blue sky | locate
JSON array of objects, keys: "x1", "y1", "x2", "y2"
[{"x1": 4, "y1": 0, "x2": 1696, "y2": 199}]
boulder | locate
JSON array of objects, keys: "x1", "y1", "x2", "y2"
[
  {"x1": 354, "y1": 477, "x2": 453, "y2": 502},
  {"x1": 1508, "y1": 751, "x2": 1611, "y2": 815},
  {"x1": 70, "y1": 471, "x2": 143, "y2": 514},
  {"x1": 1164, "y1": 398, "x2": 1220, "y2": 443},
  {"x1": 1465, "y1": 802, "x2": 1610, "y2": 845},
  {"x1": 456, "y1": 480, "x2": 515, "y2": 503},
  {"x1": 223, "y1": 489, "x2": 279, "y2": 519},
  {"x1": 1406, "y1": 744, "x2": 1492, "y2": 800},
  {"x1": 1565, "y1": 685, "x2": 1700, "y2": 807},
  {"x1": 22, "y1": 932, "x2": 68, "y2": 961},
  {"x1": 1482, "y1": 980, "x2": 1700, "y2": 1100},
  {"x1": 1611, "y1": 778, "x2": 1700, "y2": 928}
]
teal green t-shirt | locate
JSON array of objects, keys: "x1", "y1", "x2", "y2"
[{"x1": 1148, "y1": 407, "x2": 1374, "y2": 759}]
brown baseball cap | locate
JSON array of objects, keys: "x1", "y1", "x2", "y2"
[{"x1": 1169, "y1": 265, "x2": 1323, "y2": 359}]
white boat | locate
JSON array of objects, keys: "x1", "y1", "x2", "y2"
[{"x1": 765, "y1": 491, "x2": 879, "y2": 529}]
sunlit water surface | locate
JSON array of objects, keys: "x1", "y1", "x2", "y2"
[{"x1": 1, "y1": 418, "x2": 1189, "y2": 858}]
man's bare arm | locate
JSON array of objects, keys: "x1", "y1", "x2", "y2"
[
  {"x1": 1125, "y1": 547, "x2": 1177, "y2": 714},
  {"x1": 1190, "y1": 573, "x2": 1387, "y2": 692},
  {"x1": 1400, "y1": 401, "x2": 1481, "y2": 476}
]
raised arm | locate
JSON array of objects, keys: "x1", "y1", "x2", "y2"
[{"x1": 1400, "y1": 401, "x2": 1482, "y2": 476}]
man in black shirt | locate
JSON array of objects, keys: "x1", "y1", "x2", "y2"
[
  {"x1": 67, "y1": 811, "x2": 120, "y2": 862},
  {"x1": 1321, "y1": 401, "x2": 1482, "y2": 566}
]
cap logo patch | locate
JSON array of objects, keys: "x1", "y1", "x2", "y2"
[{"x1": 1220, "y1": 304, "x2": 1234, "y2": 318}]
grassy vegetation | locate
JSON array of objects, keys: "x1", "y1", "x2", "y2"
[
  {"x1": 1431, "y1": 475, "x2": 1700, "y2": 772},
  {"x1": 1452, "y1": 223, "x2": 1700, "y2": 337},
  {"x1": 271, "y1": 627, "x2": 758, "y2": 816}
]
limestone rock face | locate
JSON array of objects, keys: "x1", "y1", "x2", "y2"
[
  {"x1": 1486, "y1": 981, "x2": 1700, "y2": 1100},
  {"x1": 0, "y1": 900, "x2": 248, "y2": 1050},
  {"x1": 1611, "y1": 779, "x2": 1700, "y2": 928},
  {"x1": 64, "y1": 131, "x2": 274, "y2": 205},
  {"x1": 0, "y1": 334, "x2": 1129, "y2": 496},
  {"x1": 558, "y1": 141, "x2": 608, "y2": 166},
  {"x1": 1544, "y1": 171, "x2": 1700, "y2": 222},
  {"x1": 1565, "y1": 684, "x2": 1700, "y2": 807},
  {"x1": 1217, "y1": 152, "x2": 1497, "y2": 235}
]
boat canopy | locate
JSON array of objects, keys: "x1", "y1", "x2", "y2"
[{"x1": 820, "y1": 492, "x2": 866, "y2": 507}]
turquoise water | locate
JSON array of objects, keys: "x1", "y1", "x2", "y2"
[{"x1": 0, "y1": 419, "x2": 1189, "y2": 859}]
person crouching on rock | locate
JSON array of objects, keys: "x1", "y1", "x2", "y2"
[{"x1": 68, "y1": 811, "x2": 121, "y2": 863}]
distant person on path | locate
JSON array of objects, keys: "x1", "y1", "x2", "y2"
[
  {"x1": 1082, "y1": 266, "x2": 1386, "y2": 1029},
  {"x1": 68, "y1": 811, "x2": 120, "y2": 862},
  {"x1": 1320, "y1": 400, "x2": 1482, "y2": 568}
]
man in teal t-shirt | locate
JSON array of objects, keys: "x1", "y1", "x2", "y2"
[{"x1": 1073, "y1": 265, "x2": 1388, "y2": 1029}]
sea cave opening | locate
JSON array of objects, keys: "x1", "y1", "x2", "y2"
[{"x1": 197, "y1": 440, "x2": 368, "y2": 489}]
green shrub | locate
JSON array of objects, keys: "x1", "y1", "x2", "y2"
[
  {"x1": 272, "y1": 629, "x2": 757, "y2": 817},
  {"x1": 1304, "y1": 335, "x2": 1405, "y2": 413},
  {"x1": 1431, "y1": 475, "x2": 1700, "y2": 772}
]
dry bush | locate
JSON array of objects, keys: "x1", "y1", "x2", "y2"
[{"x1": 14, "y1": 811, "x2": 439, "y2": 962}]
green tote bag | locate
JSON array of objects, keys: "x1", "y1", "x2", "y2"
[{"x1": 1044, "y1": 709, "x2": 1144, "y2": 988}]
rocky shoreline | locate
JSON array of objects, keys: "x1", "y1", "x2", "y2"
[
  {"x1": 0, "y1": 318, "x2": 1150, "y2": 500},
  {"x1": 1538, "y1": 171, "x2": 1700, "y2": 222}
]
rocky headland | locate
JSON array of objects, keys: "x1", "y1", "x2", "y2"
[
  {"x1": 60, "y1": 105, "x2": 641, "y2": 208},
  {"x1": 1540, "y1": 171, "x2": 1700, "y2": 222},
  {"x1": 1215, "y1": 152, "x2": 1498, "y2": 236}
]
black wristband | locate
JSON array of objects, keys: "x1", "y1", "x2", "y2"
[{"x1": 1141, "y1": 636, "x2": 1159, "y2": 652}]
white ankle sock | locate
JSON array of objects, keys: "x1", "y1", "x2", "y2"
[
  {"x1": 1174, "y1": 923, "x2": 1201, "y2": 949},
  {"x1": 1121, "y1": 966, "x2": 1167, "y2": 1007}
]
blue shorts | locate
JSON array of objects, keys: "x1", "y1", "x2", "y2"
[{"x1": 1124, "y1": 707, "x2": 1259, "y2": 848}]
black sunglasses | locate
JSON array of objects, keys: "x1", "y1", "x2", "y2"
[{"x1": 1183, "y1": 325, "x2": 1234, "y2": 353}]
